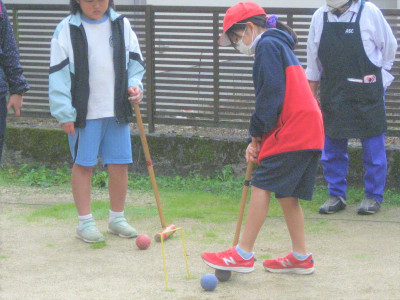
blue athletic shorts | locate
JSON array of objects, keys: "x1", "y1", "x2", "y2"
[
  {"x1": 68, "y1": 117, "x2": 132, "y2": 167},
  {"x1": 251, "y1": 151, "x2": 321, "y2": 200}
]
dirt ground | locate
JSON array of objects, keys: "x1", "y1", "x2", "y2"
[{"x1": 0, "y1": 185, "x2": 399, "y2": 300}]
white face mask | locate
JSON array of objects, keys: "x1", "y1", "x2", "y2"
[{"x1": 236, "y1": 26, "x2": 257, "y2": 56}]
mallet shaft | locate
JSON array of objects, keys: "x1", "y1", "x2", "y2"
[
  {"x1": 133, "y1": 103, "x2": 167, "y2": 228},
  {"x1": 233, "y1": 161, "x2": 253, "y2": 246}
]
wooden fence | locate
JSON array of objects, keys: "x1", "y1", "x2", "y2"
[{"x1": 6, "y1": 4, "x2": 400, "y2": 136}]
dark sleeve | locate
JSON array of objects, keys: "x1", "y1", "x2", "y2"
[
  {"x1": 249, "y1": 40, "x2": 285, "y2": 137},
  {"x1": 0, "y1": 2, "x2": 29, "y2": 95}
]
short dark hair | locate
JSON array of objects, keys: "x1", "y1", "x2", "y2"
[
  {"x1": 226, "y1": 15, "x2": 298, "y2": 46},
  {"x1": 69, "y1": 0, "x2": 115, "y2": 14}
]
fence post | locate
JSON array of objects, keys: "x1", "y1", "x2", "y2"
[
  {"x1": 145, "y1": 5, "x2": 155, "y2": 133},
  {"x1": 12, "y1": 9, "x2": 19, "y2": 47},
  {"x1": 212, "y1": 12, "x2": 220, "y2": 127},
  {"x1": 286, "y1": 12, "x2": 293, "y2": 28}
]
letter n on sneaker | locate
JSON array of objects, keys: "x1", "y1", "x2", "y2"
[{"x1": 201, "y1": 246, "x2": 254, "y2": 273}]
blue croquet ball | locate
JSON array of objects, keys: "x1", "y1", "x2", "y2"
[{"x1": 200, "y1": 273, "x2": 218, "y2": 291}]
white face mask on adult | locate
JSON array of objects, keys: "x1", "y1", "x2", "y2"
[
  {"x1": 326, "y1": 0, "x2": 352, "y2": 15},
  {"x1": 236, "y1": 26, "x2": 260, "y2": 56}
]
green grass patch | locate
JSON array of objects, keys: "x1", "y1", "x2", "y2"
[
  {"x1": 90, "y1": 241, "x2": 107, "y2": 249},
  {"x1": 354, "y1": 253, "x2": 375, "y2": 259},
  {"x1": 161, "y1": 191, "x2": 242, "y2": 223},
  {"x1": 2, "y1": 164, "x2": 400, "y2": 226},
  {"x1": 26, "y1": 203, "x2": 77, "y2": 222},
  {"x1": 0, "y1": 163, "x2": 71, "y2": 187},
  {"x1": 0, "y1": 255, "x2": 9, "y2": 259},
  {"x1": 257, "y1": 253, "x2": 272, "y2": 260},
  {"x1": 204, "y1": 232, "x2": 218, "y2": 238},
  {"x1": 26, "y1": 201, "x2": 158, "y2": 222},
  {"x1": 305, "y1": 219, "x2": 339, "y2": 234}
]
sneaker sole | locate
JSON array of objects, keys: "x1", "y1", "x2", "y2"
[
  {"x1": 202, "y1": 259, "x2": 254, "y2": 273},
  {"x1": 319, "y1": 210, "x2": 335, "y2": 214},
  {"x1": 319, "y1": 206, "x2": 346, "y2": 214},
  {"x1": 264, "y1": 266, "x2": 314, "y2": 275},
  {"x1": 76, "y1": 235, "x2": 105, "y2": 244},
  {"x1": 108, "y1": 230, "x2": 137, "y2": 239},
  {"x1": 357, "y1": 210, "x2": 377, "y2": 215}
]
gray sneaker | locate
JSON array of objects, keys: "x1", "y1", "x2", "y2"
[
  {"x1": 319, "y1": 195, "x2": 346, "y2": 214},
  {"x1": 108, "y1": 216, "x2": 138, "y2": 238},
  {"x1": 358, "y1": 197, "x2": 380, "y2": 215},
  {"x1": 76, "y1": 220, "x2": 105, "y2": 243}
]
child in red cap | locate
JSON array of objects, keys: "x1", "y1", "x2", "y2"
[{"x1": 202, "y1": 2, "x2": 324, "y2": 275}]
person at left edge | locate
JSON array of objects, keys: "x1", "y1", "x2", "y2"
[
  {"x1": 49, "y1": 0, "x2": 145, "y2": 243},
  {"x1": 0, "y1": 0, "x2": 30, "y2": 164}
]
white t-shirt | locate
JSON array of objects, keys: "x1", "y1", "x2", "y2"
[
  {"x1": 306, "y1": 1, "x2": 398, "y2": 88},
  {"x1": 82, "y1": 15, "x2": 115, "y2": 120}
]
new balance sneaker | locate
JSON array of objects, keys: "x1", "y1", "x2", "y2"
[
  {"x1": 263, "y1": 252, "x2": 314, "y2": 275},
  {"x1": 319, "y1": 195, "x2": 346, "y2": 214},
  {"x1": 108, "y1": 216, "x2": 138, "y2": 238},
  {"x1": 358, "y1": 197, "x2": 381, "y2": 215},
  {"x1": 76, "y1": 220, "x2": 105, "y2": 243},
  {"x1": 201, "y1": 246, "x2": 254, "y2": 273}
]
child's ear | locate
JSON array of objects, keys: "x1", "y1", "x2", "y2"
[{"x1": 246, "y1": 22, "x2": 256, "y2": 32}]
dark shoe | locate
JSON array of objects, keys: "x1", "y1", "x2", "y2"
[
  {"x1": 319, "y1": 195, "x2": 346, "y2": 214},
  {"x1": 358, "y1": 197, "x2": 381, "y2": 215}
]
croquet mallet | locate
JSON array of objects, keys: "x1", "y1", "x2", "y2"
[
  {"x1": 133, "y1": 102, "x2": 176, "y2": 242},
  {"x1": 214, "y1": 160, "x2": 254, "y2": 280},
  {"x1": 233, "y1": 160, "x2": 254, "y2": 245}
]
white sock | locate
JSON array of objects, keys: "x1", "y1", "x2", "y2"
[
  {"x1": 78, "y1": 214, "x2": 93, "y2": 227},
  {"x1": 109, "y1": 210, "x2": 124, "y2": 223}
]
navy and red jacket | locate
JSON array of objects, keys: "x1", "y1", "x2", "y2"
[
  {"x1": 0, "y1": 1, "x2": 29, "y2": 98},
  {"x1": 249, "y1": 29, "x2": 324, "y2": 163}
]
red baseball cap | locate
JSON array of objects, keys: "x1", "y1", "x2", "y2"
[{"x1": 219, "y1": 2, "x2": 266, "y2": 47}]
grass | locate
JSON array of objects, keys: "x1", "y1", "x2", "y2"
[
  {"x1": 257, "y1": 253, "x2": 272, "y2": 260},
  {"x1": 25, "y1": 201, "x2": 159, "y2": 222},
  {"x1": 1, "y1": 164, "x2": 400, "y2": 226},
  {"x1": 353, "y1": 253, "x2": 375, "y2": 260},
  {"x1": 90, "y1": 241, "x2": 107, "y2": 250}
]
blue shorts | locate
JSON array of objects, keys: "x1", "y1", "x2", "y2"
[
  {"x1": 251, "y1": 151, "x2": 321, "y2": 200},
  {"x1": 68, "y1": 117, "x2": 132, "y2": 167}
]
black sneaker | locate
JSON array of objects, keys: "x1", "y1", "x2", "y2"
[
  {"x1": 358, "y1": 197, "x2": 381, "y2": 215},
  {"x1": 319, "y1": 195, "x2": 346, "y2": 214}
]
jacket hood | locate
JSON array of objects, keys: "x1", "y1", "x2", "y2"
[{"x1": 259, "y1": 28, "x2": 295, "y2": 50}]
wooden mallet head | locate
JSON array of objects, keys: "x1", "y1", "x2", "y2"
[{"x1": 154, "y1": 224, "x2": 177, "y2": 242}]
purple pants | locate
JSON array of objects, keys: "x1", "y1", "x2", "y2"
[{"x1": 321, "y1": 134, "x2": 387, "y2": 203}]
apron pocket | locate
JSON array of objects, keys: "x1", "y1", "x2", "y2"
[{"x1": 343, "y1": 80, "x2": 383, "y2": 105}]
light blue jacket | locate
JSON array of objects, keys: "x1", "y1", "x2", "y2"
[{"x1": 49, "y1": 8, "x2": 145, "y2": 127}]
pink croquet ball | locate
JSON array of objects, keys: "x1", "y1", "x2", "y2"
[{"x1": 136, "y1": 234, "x2": 151, "y2": 250}]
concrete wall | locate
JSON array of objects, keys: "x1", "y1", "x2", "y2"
[{"x1": 4, "y1": 126, "x2": 400, "y2": 188}]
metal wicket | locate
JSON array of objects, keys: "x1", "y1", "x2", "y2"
[{"x1": 160, "y1": 227, "x2": 190, "y2": 290}]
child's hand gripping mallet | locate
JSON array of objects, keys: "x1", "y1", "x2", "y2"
[
  {"x1": 215, "y1": 160, "x2": 254, "y2": 282},
  {"x1": 133, "y1": 102, "x2": 176, "y2": 242}
]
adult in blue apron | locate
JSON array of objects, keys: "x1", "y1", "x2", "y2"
[{"x1": 317, "y1": 0, "x2": 387, "y2": 214}]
